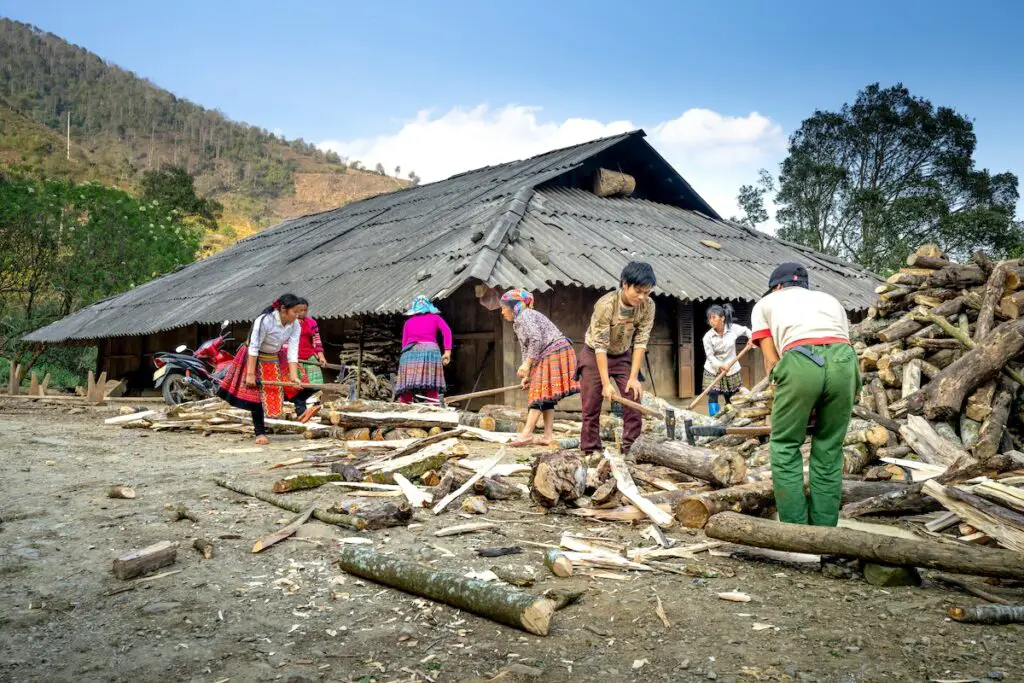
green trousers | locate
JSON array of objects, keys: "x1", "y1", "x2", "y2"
[{"x1": 769, "y1": 343, "x2": 861, "y2": 527}]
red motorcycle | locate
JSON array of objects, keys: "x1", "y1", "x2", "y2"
[{"x1": 153, "y1": 322, "x2": 235, "y2": 405}]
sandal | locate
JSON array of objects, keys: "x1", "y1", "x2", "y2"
[
  {"x1": 298, "y1": 405, "x2": 322, "y2": 424},
  {"x1": 508, "y1": 437, "x2": 535, "y2": 447},
  {"x1": 254, "y1": 435, "x2": 270, "y2": 445}
]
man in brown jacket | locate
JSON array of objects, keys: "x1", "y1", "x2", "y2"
[{"x1": 578, "y1": 261, "x2": 657, "y2": 454}]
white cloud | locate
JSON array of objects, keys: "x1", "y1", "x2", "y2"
[{"x1": 318, "y1": 104, "x2": 786, "y2": 221}]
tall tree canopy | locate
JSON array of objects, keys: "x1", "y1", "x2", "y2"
[
  {"x1": 774, "y1": 83, "x2": 1021, "y2": 274},
  {"x1": 140, "y1": 165, "x2": 223, "y2": 230}
]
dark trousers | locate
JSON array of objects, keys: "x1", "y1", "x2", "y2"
[
  {"x1": 579, "y1": 345, "x2": 643, "y2": 454},
  {"x1": 252, "y1": 389, "x2": 315, "y2": 436}
]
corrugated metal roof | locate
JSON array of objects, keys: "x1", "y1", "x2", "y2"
[
  {"x1": 26, "y1": 131, "x2": 880, "y2": 343},
  {"x1": 499, "y1": 189, "x2": 879, "y2": 310}
]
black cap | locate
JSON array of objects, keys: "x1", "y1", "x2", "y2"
[{"x1": 765, "y1": 262, "x2": 809, "y2": 296}]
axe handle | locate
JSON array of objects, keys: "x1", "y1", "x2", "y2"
[
  {"x1": 609, "y1": 393, "x2": 664, "y2": 420},
  {"x1": 686, "y1": 343, "x2": 756, "y2": 411},
  {"x1": 444, "y1": 384, "x2": 523, "y2": 404}
]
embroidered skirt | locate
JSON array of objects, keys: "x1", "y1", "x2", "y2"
[
  {"x1": 528, "y1": 337, "x2": 579, "y2": 409},
  {"x1": 702, "y1": 368, "x2": 743, "y2": 394},
  {"x1": 217, "y1": 346, "x2": 307, "y2": 418},
  {"x1": 300, "y1": 356, "x2": 325, "y2": 385},
  {"x1": 395, "y1": 342, "x2": 446, "y2": 396}
]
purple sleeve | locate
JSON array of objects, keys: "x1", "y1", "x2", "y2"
[{"x1": 437, "y1": 315, "x2": 453, "y2": 351}]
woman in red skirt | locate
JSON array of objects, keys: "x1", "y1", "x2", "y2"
[
  {"x1": 500, "y1": 289, "x2": 579, "y2": 447},
  {"x1": 217, "y1": 294, "x2": 317, "y2": 444}
]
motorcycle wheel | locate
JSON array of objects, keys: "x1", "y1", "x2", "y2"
[{"x1": 162, "y1": 372, "x2": 196, "y2": 405}]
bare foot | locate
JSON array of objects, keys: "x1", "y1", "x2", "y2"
[
  {"x1": 255, "y1": 435, "x2": 269, "y2": 445},
  {"x1": 508, "y1": 436, "x2": 535, "y2": 447}
]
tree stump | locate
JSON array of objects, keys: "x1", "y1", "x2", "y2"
[{"x1": 530, "y1": 450, "x2": 586, "y2": 507}]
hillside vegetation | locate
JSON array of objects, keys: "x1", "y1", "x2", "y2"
[{"x1": 0, "y1": 18, "x2": 409, "y2": 237}]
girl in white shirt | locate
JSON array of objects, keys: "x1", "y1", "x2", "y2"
[
  {"x1": 701, "y1": 303, "x2": 753, "y2": 416},
  {"x1": 217, "y1": 293, "x2": 317, "y2": 443}
]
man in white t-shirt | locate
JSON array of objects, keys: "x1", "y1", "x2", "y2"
[{"x1": 750, "y1": 263, "x2": 861, "y2": 527}]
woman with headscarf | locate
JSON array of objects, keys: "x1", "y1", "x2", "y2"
[
  {"x1": 217, "y1": 293, "x2": 318, "y2": 444},
  {"x1": 395, "y1": 295, "x2": 453, "y2": 404},
  {"x1": 500, "y1": 289, "x2": 579, "y2": 446}
]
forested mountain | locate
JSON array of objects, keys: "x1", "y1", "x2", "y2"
[{"x1": 0, "y1": 18, "x2": 408, "y2": 235}]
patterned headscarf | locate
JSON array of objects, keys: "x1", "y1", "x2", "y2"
[
  {"x1": 404, "y1": 295, "x2": 440, "y2": 316},
  {"x1": 500, "y1": 288, "x2": 535, "y2": 316}
]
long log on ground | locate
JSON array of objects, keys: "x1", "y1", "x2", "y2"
[
  {"x1": 586, "y1": 481, "x2": 915, "y2": 523},
  {"x1": 973, "y1": 379, "x2": 1016, "y2": 460},
  {"x1": 704, "y1": 512, "x2": 1024, "y2": 581},
  {"x1": 335, "y1": 545, "x2": 560, "y2": 635},
  {"x1": 674, "y1": 481, "x2": 775, "y2": 528},
  {"x1": 906, "y1": 317, "x2": 1024, "y2": 420},
  {"x1": 630, "y1": 435, "x2": 746, "y2": 487},
  {"x1": 329, "y1": 500, "x2": 414, "y2": 529},
  {"x1": 214, "y1": 478, "x2": 367, "y2": 530},
  {"x1": 947, "y1": 604, "x2": 1024, "y2": 624},
  {"x1": 272, "y1": 473, "x2": 344, "y2": 493}
]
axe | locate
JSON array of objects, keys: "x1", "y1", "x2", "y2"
[{"x1": 608, "y1": 393, "x2": 677, "y2": 440}]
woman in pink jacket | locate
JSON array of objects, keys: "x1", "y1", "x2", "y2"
[{"x1": 395, "y1": 295, "x2": 452, "y2": 403}]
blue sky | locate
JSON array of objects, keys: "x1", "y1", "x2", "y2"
[{"x1": 2, "y1": 0, "x2": 1022, "y2": 219}]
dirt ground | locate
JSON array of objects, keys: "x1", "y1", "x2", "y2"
[{"x1": 1, "y1": 400, "x2": 1022, "y2": 683}]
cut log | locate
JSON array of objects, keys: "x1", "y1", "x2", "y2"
[
  {"x1": 630, "y1": 435, "x2": 746, "y2": 488},
  {"x1": 473, "y1": 474, "x2": 523, "y2": 501},
  {"x1": 851, "y1": 405, "x2": 902, "y2": 435},
  {"x1": 530, "y1": 450, "x2": 587, "y2": 507},
  {"x1": 999, "y1": 290, "x2": 1024, "y2": 319},
  {"x1": 363, "y1": 438, "x2": 463, "y2": 484},
  {"x1": 877, "y1": 347, "x2": 925, "y2": 372},
  {"x1": 928, "y1": 264, "x2": 987, "y2": 288},
  {"x1": 272, "y1": 473, "x2": 344, "y2": 493},
  {"x1": 924, "y1": 481, "x2": 1024, "y2": 553},
  {"x1": 973, "y1": 379, "x2": 1016, "y2": 460},
  {"x1": 604, "y1": 450, "x2": 674, "y2": 528},
  {"x1": 861, "y1": 342, "x2": 902, "y2": 370},
  {"x1": 965, "y1": 382, "x2": 997, "y2": 422},
  {"x1": 899, "y1": 415, "x2": 970, "y2": 467},
  {"x1": 902, "y1": 359, "x2": 922, "y2": 398},
  {"x1": 673, "y1": 481, "x2": 775, "y2": 528},
  {"x1": 329, "y1": 500, "x2": 413, "y2": 529},
  {"x1": 906, "y1": 317, "x2": 1024, "y2": 420},
  {"x1": 433, "y1": 449, "x2": 504, "y2": 514},
  {"x1": 704, "y1": 512, "x2": 1024, "y2": 580},
  {"x1": 975, "y1": 261, "x2": 1019, "y2": 342},
  {"x1": 913, "y1": 308, "x2": 1024, "y2": 388},
  {"x1": 214, "y1": 478, "x2": 367, "y2": 530},
  {"x1": 330, "y1": 410, "x2": 460, "y2": 430},
  {"x1": 329, "y1": 462, "x2": 364, "y2": 481},
  {"x1": 869, "y1": 379, "x2": 891, "y2": 422},
  {"x1": 844, "y1": 425, "x2": 891, "y2": 448},
  {"x1": 107, "y1": 485, "x2": 137, "y2": 499},
  {"x1": 947, "y1": 604, "x2": 1024, "y2": 624},
  {"x1": 544, "y1": 549, "x2": 574, "y2": 577},
  {"x1": 335, "y1": 545, "x2": 560, "y2": 635},
  {"x1": 843, "y1": 443, "x2": 872, "y2": 475},
  {"x1": 593, "y1": 168, "x2": 636, "y2": 198},
  {"x1": 252, "y1": 504, "x2": 316, "y2": 553},
  {"x1": 192, "y1": 538, "x2": 214, "y2": 560},
  {"x1": 112, "y1": 541, "x2": 178, "y2": 580},
  {"x1": 961, "y1": 415, "x2": 983, "y2": 449}
]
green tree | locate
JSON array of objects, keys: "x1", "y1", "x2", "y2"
[
  {"x1": 140, "y1": 165, "x2": 222, "y2": 229},
  {"x1": 408, "y1": 170, "x2": 421, "y2": 187},
  {"x1": 775, "y1": 83, "x2": 1021, "y2": 273},
  {"x1": 731, "y1": 168, "x2": 774, "y2": 228}
]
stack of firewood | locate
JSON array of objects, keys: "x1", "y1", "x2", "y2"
[{"x1": 332, "y1": 317, "x2": 403, "y2": 400}]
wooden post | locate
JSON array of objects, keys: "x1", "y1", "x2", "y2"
[
  {"x1": 8, "y1": 363, "x2": 21, "y2": 395},
  {"x1": 356, "y1": 324, "x2": 364, "y2": 400},
  {"x1": 28, "y1": 372, "x2": 39, "y2": 397},
  {"x1": 39, "y1": 372, "x2": 50, "y2": 396}
]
